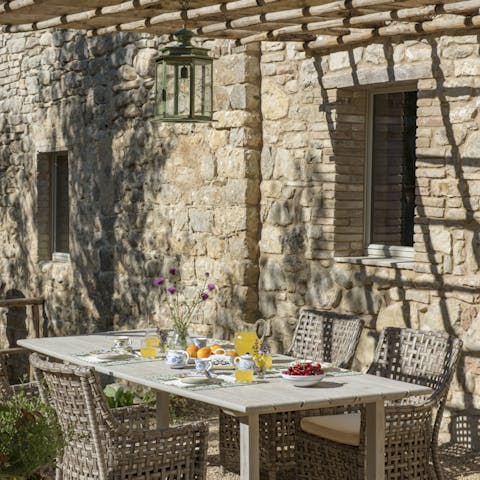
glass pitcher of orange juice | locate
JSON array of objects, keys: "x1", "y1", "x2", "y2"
[
  {"x1": 140, "y1": 332, "x2": 160, "y2": 357},
  {"x1": 234, "y1": 330, "x2": 259, "y2": 356}
]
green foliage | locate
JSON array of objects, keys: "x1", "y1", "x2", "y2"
[
  {"x1": 0, "y1": 393, "x2": 63, "y2": 476},
  {"x1": 141, "y1": 389, "x2": 156, "y2": 405},
  {"x1": 103, "y1": 384, "x2": 135, "y2": 409}
]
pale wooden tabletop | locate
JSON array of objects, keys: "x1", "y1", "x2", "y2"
[{"x1": 19, "y1": 331, "x2": 432, "y2": 415}]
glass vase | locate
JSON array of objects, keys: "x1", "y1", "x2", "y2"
[{"x1": 168, "y1": 328, "x2": 191, "y2": 350}]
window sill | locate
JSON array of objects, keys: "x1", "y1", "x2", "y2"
[
  {"x1": 334, "y1": 256, "x2": 415, "y2": 270},
  {"x1": 52, "y1": 253, "x2": 70, "y2": 263}
]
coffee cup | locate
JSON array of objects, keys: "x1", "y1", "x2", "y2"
[
  {"x1": 166, "y1": 349, "x2": 190, "y2": 368},
  {"x1": 195, "y1": 358, "x2": 213, "y2": 374}
]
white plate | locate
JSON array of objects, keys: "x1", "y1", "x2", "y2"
[{"x1": 281, "y1": 373, "x2": 326, "y2": 387}]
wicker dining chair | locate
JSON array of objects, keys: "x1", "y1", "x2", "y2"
[
  {"x1": 30, "y1": 353, "x2": 208, "y2": 480},
  {"x1": 219, "y1": 308, "x2": 364, "y2": 480},
  {"x1": 0, "y1": 350, "x2": 38, "y2": 400},
  {"x1": 296, "y1": 327, "x2": 462, "y2": 480}
]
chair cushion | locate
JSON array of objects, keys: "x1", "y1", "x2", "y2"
[{"x1": 300, "y1": 413, "x2": 361, "y2": 446}]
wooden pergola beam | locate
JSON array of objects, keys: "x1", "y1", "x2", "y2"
[
  {"x1": 193, "y1": 0, "x2": 397, "y2": 36},
  {"x1": 4, "y1": 0, "x2": 281, "y2": 34},
  {"x1": 306, "y1": 10, "x2": 480, "y2": 51},
  {"x1": 2, "y1": 0, "x2": 480, "y2": 51},
  {"x1": 93, "y1": 0, "x2": 281, "y2": 35},
  {"x1": 236, "y1": 0, "x2": 480, "y2": 44},
  {"x1": 4, "y1": 0, "x2": 167, "y2": 32}
]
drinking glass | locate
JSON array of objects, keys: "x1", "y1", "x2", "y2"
[{"x1": 140, "y1": 332, "x2": 160, "y2": 358}]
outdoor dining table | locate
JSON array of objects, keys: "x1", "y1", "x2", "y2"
[{"x1": 18, "y1": 331, "x2": 432, "y2": 480}]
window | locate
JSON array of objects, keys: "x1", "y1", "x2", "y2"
[
  {"x1": 365, "y1": 90, "x2": 417, "y2": 259},
  {"x1": 37, "y1": 152, "x2": 70, "y2": 261}
]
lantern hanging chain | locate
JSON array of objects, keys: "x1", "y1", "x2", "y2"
[{"x1": 180, "y1": 0, "x2": 189, "y2": 29}]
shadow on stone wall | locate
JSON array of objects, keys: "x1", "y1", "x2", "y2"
[
  {"x1": 308, "y1": 37, "x2": 480, "y2": 453},
  {"x1": 50, "y1": 31, "x2": 177, "y2": 332}
]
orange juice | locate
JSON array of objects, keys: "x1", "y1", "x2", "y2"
[
  {"x1": 140, "y1": 346, "x2": 158, "y2": 357},
  {"x1": 145, "y1": 335, "x2": 160, "y2": 347},
  {"x1": 234, "y1": 331, "x2": 259, "y2": 356},
  {"x1": 235, "y1": 369, "x2": 254, "y2": 382}
]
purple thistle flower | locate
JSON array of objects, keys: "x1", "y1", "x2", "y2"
[
  {"x1": 201, "y1": 293, "x2": 209, "y2": 300},
  {"x1": 169, "y1": 268, "x2": 177, "y2": 275},
  {"x1": 155, "y1": 277, "x2": 165, "y2": 285},
  {"x1": 207, "y1": 283, "x2": 215, "y2": 291},
  {"x1": 167, "y1": 286, "x2": 177, "y2": 294}
]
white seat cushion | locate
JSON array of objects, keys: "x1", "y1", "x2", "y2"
[{"x1": 300, "y1": 413, "x2": 361, "y2": 447}]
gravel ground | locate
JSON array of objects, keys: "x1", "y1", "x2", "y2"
[
  {"x1": 37, "y1": 395, "x2": 480, "y2": 479},
  {"x1": 205, "y1": 418, "x2": 480, "y2": 480},
  {"x1": 173, "y1": 397, "x2": 480, "y2": 480}
]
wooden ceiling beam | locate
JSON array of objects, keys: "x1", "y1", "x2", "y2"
[
  {"x1": 4, "y1": 0, "x2": 168, "y2": 32},
  {"x1": 0, "y1": 0, "x2": 46, "y2": 15},
  {"x1": 193, "y1": 0, "x2": 400, "y2": 35},
  {"x1": 306, "y1": 10, "x2": 480, "y2": 51},
  {"x1": 94, "y1": 0, "x2": 281, "y2": 35},
  {"x1": 236, "y1": 0, "x2": 480, "y2": 43},
  {"x1": 3, "y1": 0, "x2": 281, "y2": 33}
]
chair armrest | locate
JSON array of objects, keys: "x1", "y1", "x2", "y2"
[{"x1": 385, "y1": 400, "x2": 434, "y2": 421}]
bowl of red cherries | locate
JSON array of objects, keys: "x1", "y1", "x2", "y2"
[{"x1": 281, "y1": 361, "x2": 325, "y2": 387}]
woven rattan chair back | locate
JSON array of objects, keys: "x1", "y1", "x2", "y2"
[
  {"x1": 30, "y1": 353, "x2": 114, "y2": 479},
  {"x1": 368, "y1": 327, "x2": 461, "y2": 404},
  {"x1": 369, "y1": 326, "x2": 462, "y2": 477},
  {"x1": 286, "y1": 309, "x2": 363, "y2": 368},
  {"x1": 296, "y1": 328, "x2": 462, "y2": 480}
]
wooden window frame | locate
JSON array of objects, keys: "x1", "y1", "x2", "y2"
[
  {"x1": 37, "y1": 151, "x2": 70, "y2": 262},
  {"x1": 364, "y1": 85, "x2": 417, "y2": 261}
]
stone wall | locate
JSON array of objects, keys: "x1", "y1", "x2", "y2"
[
  {"x1": 1, "y1": 27, "x2": 480, "y2": 445},
  {"x1": 258, "y1": 36, "x2": 480, "y2": 444},
  {"x1": 0, "y1": 31, "x2": 261, "y2": 344}
]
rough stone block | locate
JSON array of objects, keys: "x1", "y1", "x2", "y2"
[
  {"x1": 133, "y1": 48, "x2": 157, "y2": 77},
  {"x1": 188, "y1": 209, "x2": 213, "y2": 233},
  {"x1": 262, "y1": 78, "x2": 289, "y2": 120}
]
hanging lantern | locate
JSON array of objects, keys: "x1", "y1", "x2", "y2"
[{"x1": 155, "y1": 29, "x2": 213, "y2": 122}]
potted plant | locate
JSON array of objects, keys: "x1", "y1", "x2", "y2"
[{"x1": 0, "y1": 392, "x2": 63, "y2": 479}]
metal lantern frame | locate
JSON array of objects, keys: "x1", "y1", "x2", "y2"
[{"x1": 155, "y1": 29, "x2": 213, "y2": 122}]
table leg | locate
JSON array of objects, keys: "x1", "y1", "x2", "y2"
[
  {"x1": 365, "y1": 399, "x2": 385, "y2": 480},
  {"x1": 239, "y1": 413, "x2": 260, "y2": 480},
  {"x1": 155, "y1": 391, "x2": 169, "y2": 428}
]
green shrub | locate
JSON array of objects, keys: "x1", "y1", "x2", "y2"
[
  {"x1": 103, "y1": 384, "x2": 136, "y2": 408},
  {"x1": 0, "y1": 393, "x2": 63, "y2": 476}
]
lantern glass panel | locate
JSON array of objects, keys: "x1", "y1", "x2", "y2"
[
  {"x1": 177, "y1": 63, "x2": 191, "y2": 117},
  {"x1": 193, "y1": 61, "x2": 212, "y2": 118},
  {"x1": 163, "y1": 63, "x2": 176, "y2": 117}
]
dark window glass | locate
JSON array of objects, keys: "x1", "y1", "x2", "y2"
[
  {"x1": 371, "y1": 91, "x2": 417, "y2": 247},
  {"x1": 54, "y1": 154, "x2": 69, "y2": 253}
]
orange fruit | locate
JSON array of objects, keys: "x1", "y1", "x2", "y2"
[
  {"x1": 186, "y1": 345, "x2": 199, "y2": 358},
  {"x1": 197, "y1": 347, "x2": 212, "y2": 358},
  {"x1": 225, "y1": 350, "x2": 238, "y2": 357},
  {"x1": 210, "y1": 344, "x2": 223, "y2": 353}
]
